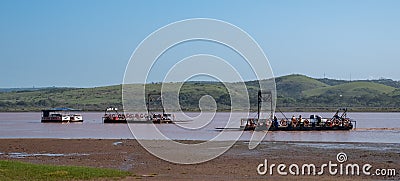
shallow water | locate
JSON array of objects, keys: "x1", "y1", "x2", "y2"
[
  {"x1": 6, "y1": 152, "x2": 89, "y2": 158},
  {"x1": 289, "y1": 142, "x2": 400, "y2": 152},
  {"x1": 0, "y1": 112, "x2": 399, "y2": 143}
]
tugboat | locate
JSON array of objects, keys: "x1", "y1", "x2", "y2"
[
  {"x1": 41, "y1": 108, "x2": 83, "y2": 123},
  {"x1": 240, "y1": 90, "x2": 355, "y2": 131}
]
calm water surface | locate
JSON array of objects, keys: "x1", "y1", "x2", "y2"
[{"x1": 0, "y1": 112, "x2": 399, "y2": 143}]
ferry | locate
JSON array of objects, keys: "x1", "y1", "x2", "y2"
[
  {"x1": 41, "y1": 108, "x2": 83, "y2": 123},
  {"x1": 239, "y1": 90, "x2": 355, "y2": 131},
  {"x1": 102, "y1": 107, "x2": 127, "y2": 123},
  {"x1": 104, "y1": 93, "x2": 177, "y2": 124},
  {"x1": 240, "y1": 108, "x2": 354, "y2": 131},
  {"x1": 102, "y1": 107, "x2": 174, "y2": 124}
]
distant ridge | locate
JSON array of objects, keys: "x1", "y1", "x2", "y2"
[
  {"x1": 0, "y1": 87, "x2": 76, "y2": 93},
  {"x1": 1, "y1": 74, "x2": 399, "y2": 112}
]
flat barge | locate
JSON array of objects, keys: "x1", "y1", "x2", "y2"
[
  {"x1": 102, "y1": 107, "x2": 174, "y2": 124},
  {"x1": 102, "y1": 107, "x2": 127, "y2": 123},
  {"x1": 240, "y1": 90, "x2": 355, "y2": 131},
  {"x1": 240, "y1": 109, "x2": 354, "y2": 131}
]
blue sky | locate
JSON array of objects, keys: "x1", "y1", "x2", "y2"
[{"x1": 0, "y1": 0, "x2": 399, "y2": 87}]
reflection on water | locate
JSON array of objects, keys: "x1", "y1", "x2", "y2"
[{"x1": 0, "y1": 112, "x2": 399, "y2": 143}]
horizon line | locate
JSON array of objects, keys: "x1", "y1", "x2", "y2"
[{"x1": 1, "y1": 74, "x2": 399, "y2": 89}]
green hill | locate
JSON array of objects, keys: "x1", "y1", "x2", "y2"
[
  {"x1": 303, "y1": 82, "x2": 396, "y2": 98},
  {"x1": 1, "y1": 74, "x2": 400, "y2": 112},
  {"x1": 318, "y1": 77, "x2": 400, "y2": 88},
  {"x1": 0, "y1": 86, "x2": 122, "y2": 111},
  {"x1": 276, "y1": 74, "x2": 328, "y2": 97},
  {"x1": 297, "y1": 81, "x2": 399, "y2": 110}
]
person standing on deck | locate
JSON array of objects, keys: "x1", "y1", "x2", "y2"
[
  {"x1": 273, "y1": 116, "x2": 279, "y2": 128},
  {"x1": 291, "y1": 115, "x2": 297, "y2": 127}
]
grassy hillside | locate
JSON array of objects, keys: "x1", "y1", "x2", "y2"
[
  {"x1": 276, "y1": 74, "x2": 328, "y2": 97},
  {"x1": 303, "y1": 82, "x2": 396, "y2": 97},
  {"x1": 297, "y1": 81, "x2": 400, "y2": 110},
  {"x1": 1, "y1": 74, "x2": 400, "y2": 112},
  {"x1": 318, "y1": 77, "x2": 400, "y2": 88},
  {"x1": 0, "y1": 86, "x2": 122, "y2": 111}
]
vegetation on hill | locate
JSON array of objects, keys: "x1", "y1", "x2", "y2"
[
  {"x1": 0, "y1": 86, "x2": 122, "y2": 111},
  {"x1": 279, "y1": 75, "x2": 400, "y2": 111},
  {"x1": 317, "y1": 77, "x2": 400, "y2": 88},
  {"x1": 276, "y1": 74, "x2": 329, "y2": 97},
  {"x1": 303, "y1": 82, "x2": 396, "y2": 97},
  {"x1": 1, "y1": 74, "x2": 400, "y2": 112}
]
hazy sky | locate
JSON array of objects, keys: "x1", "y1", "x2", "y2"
[{"x1": 1, "y1": 0, "x2": 399, "y2": 87}]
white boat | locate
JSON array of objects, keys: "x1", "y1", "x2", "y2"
[{"x1": 41, "y1": 108, "x2": 83, "y2": 123}]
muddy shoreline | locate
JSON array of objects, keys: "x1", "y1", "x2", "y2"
[{"x1": 0, "y1": 139, "x2": 399, "y2": 180}]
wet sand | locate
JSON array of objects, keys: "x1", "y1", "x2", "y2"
[{"x1": 0, "y1": 139, "x2": 399, "y2": 180}]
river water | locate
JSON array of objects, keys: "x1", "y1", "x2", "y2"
[{"x1": 0, "y1": 112, "x2": 399, "y2": 143}]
